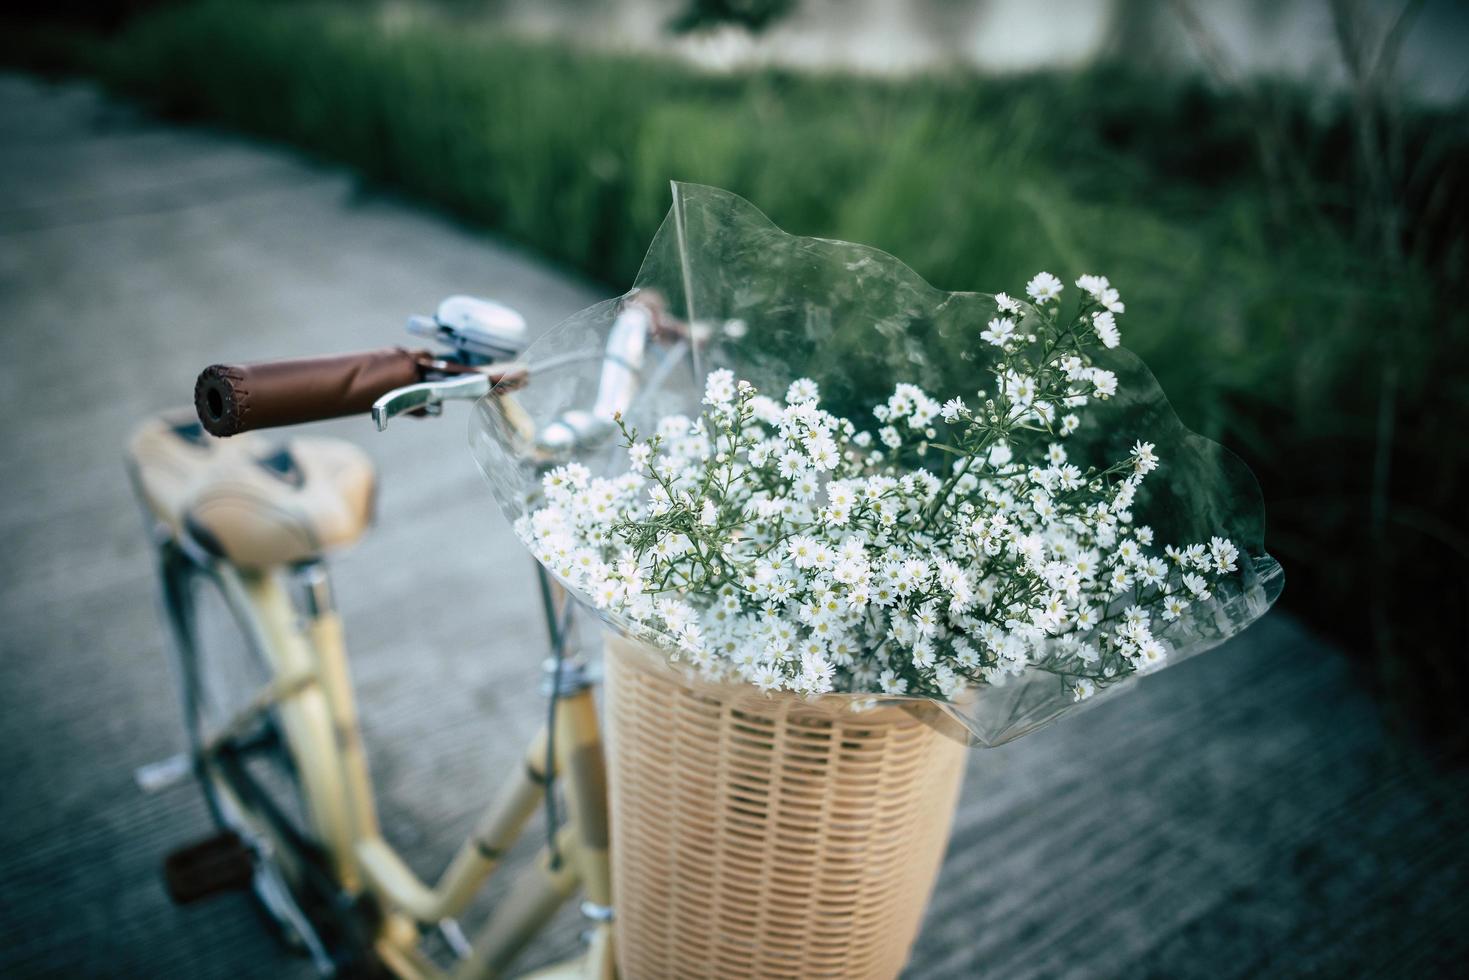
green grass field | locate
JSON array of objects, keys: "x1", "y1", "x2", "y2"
[{"x1": 10, "y1": 0, "x2": 1468, "y2": 747}]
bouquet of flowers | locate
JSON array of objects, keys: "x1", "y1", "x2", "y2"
[{"x1": 473, "y1": 183, "x2": 1281, "y2": 746}]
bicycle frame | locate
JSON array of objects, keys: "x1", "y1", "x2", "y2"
[
  {"x1": 165, "y1": 535, "x2": 614, "y2": 980},
  {"x1": 138, "y1": 291, "x2": 703, "y2": 978}
]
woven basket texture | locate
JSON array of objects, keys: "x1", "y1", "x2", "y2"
[{"x1": 604, "y1": 635, "x2": 967, "y2": 979}]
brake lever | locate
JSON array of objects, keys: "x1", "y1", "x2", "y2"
[{"x1": 371, "y1": 373, "x2": 492, "y2": 431}]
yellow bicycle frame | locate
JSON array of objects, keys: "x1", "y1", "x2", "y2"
[{"x1": 200, "y1": 561, "x2": 614, "y2": 980}]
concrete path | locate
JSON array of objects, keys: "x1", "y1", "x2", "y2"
[{"x1": 2, "y1": 73, "x2": 1467, "y2": 979}]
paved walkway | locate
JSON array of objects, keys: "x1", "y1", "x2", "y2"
[{"x1": 2, "y1": 73, "x2": 1467, "y2": 978}]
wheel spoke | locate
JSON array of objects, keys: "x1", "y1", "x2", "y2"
[{"x1": 170, "y1": 564, "x2": 361, "y2": 970}]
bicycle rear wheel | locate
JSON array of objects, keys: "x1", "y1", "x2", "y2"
[{"x1": 163, "y1": 552, "x2": 371, "y2": 975}]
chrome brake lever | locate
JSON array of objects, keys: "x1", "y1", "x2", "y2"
[{"x1": 371, "y1": 373, "x2": 492, "y2": 431}]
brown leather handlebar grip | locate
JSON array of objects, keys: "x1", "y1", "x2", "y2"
[{"x1": 195, "y1": 347, "x2": 427, "y2": 436}]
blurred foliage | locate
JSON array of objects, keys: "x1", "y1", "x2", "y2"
[{"x1": 7, "y1": 0, "x2": 1467, "y2": 751}]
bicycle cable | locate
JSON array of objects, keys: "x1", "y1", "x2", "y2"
[{"x1": 541, "y1": 585, "x2": 575, "y2": 871}]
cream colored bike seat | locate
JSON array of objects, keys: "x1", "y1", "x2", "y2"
[{"x1": 127, "y1": 411, "x2": 376, "y2": 568}]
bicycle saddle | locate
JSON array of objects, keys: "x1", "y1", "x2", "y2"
[{"x1": 127, "y1": 411, "x2": 375, "y2": 568}]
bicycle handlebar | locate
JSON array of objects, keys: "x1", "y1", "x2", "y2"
[
  {"x1": 195, "y1": 347, "x2": 428, "y2": 436},
  {"x1": 193, "y1": 292, "x2": 687, "y2": 440}
]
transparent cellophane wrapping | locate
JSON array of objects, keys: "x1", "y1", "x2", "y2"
[{"x1": 472, "y1": 182, "x2": 1283, "y2": 748}]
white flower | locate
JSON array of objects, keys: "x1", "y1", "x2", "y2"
[
  {"x1": 1090, "y1": 368, "x2": 1118, "y2": 399},
  {"x1": 561, "y1": 462, "x2": 590, "y2": 489},
  {"x1": 941, "y1": 397, "x2": 966, "y2": 422},
  {"x1": 1138, "y1": 557, "x2": 1167, "y2": 586},
  {"x1": 1072, "y1": 678, "x2": 1095, "y2": 702},
  {"x1": 1130, "y1": 440, "x2": 1159, "y2": 475},
  {"x1": 1003, "y1": 372, "x2": 1037, "y2": 407},
  {"x1": 994, "y1": 292, "x2": 1021, "y2": 314},
  {"x1": 1162, "y1": 595, "x2": 1190, "y2": 621},
  {"x1": 1077, "y1": 273, "x2": 1125, "y2": 312},
  {"x1": 1134, "y1": 638, "x2": 1166, "y2": 671},
  {"x1": 704, "y1": 369, "x2": 736, "y2": 407},
  {"x1": 806, "y1": 436, "x2": 839, "y2": 471},
  {"x1": 1092, "y1": 310, "x2": 1121, "y2": 349},
  {"x1": 912, "y1": 601, "x2": 941, "y2": 637},
  {"x1": 908, "y1": 396, "x2": 940, "y2": 428},
  {"x1": 1209, "y1": 536, "x2": 1239, "y2": 574},
  {"x1": 798, "y1": 654, "x2": 836, "y2": 695},
  {"x1": 591, "y1": 577, "x2": 621, "y2": 609},
  {"x1": 1182, "y1": 572, "x2": 1212, "y2": 600},
  {"x1": 658, "y1": 598, "x2": 695, "y2": 633},
  {"x1": 981, "y1": 317, "x2": 1016, "y2": 346},
  {"x1": 1026, "y1": 271, "x2": 1063, "y2": 303},
  {"x1": 786, "y1": 378, "x2": 819, "y2": 403},
  {"x1": 751, "y1": 663, "x2": 783, "y2": 691},
  {"x1": 792, "y1": 471, "x2": 820, "y2": 500},
  {"x1": 627, "y1": 442, "x2": 652, "y2": 472},
  {"x1": 878, "y1": 670, "x2": 909, "y2": 695},
  {"x1": 934, "y1": 664, "x2": 965, "y2": 698},
  {"x1": 787, "y1": 535, "x2": 820, "y2": 569}
]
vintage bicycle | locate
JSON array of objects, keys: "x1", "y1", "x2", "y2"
[{"x1": 128, "y1": 292, "x2": 687, "y2": 979}]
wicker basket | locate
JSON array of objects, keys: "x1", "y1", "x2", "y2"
[{"x1": 603, "y1": 634, "x2": 967, "y2": 980}]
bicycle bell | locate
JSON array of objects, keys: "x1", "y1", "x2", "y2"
[{"x1": 408, "y1": 295, "x2": 528, "y2": 364}]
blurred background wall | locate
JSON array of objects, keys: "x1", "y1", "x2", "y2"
[{"x1": 466, "y1": 0, "x2": 1469, "y2": 102}]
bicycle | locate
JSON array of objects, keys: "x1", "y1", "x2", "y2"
[{"x1": 128, "y1": 292, "x2": 689, "y2": 979}]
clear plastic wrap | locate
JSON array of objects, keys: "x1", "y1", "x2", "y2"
[{"x1": 471, "y1": 182, "x2": 1283, "y2": 747}]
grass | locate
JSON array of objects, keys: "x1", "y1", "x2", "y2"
[{"x1": 10, "y1": 0, "x2": 1469, "y2": 749}]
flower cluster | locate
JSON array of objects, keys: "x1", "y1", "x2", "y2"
[{"x1": 516, "y1": 273, "x2": 1240, "y2": 703}]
